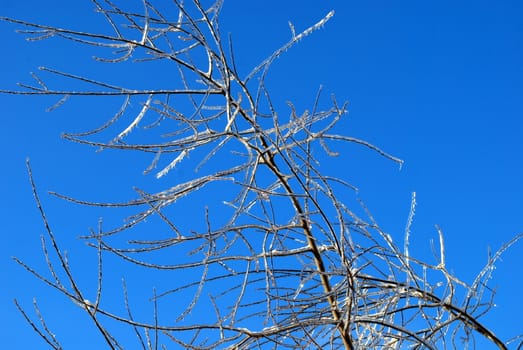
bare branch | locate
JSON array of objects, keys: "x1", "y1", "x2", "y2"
[{"x1": 3, "y1": 2, "x2": 518, "y2": 349}]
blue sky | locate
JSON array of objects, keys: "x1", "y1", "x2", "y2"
[{"x1": 1, "y1": 1, "x2": 522, "y2": 348}]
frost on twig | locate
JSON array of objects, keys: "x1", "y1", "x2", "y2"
[{"x1": 3, "y1": 1, "x2": 520, "y2": 349}]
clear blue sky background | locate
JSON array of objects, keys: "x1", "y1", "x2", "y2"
[{"x1": 1, "y1": 1, "x2": 522, "y2": 348}]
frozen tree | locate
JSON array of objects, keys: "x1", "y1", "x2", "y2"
[{"x1": 2, "y1": 1, "x2": 521, "y2": 349}]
